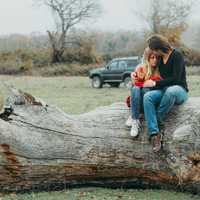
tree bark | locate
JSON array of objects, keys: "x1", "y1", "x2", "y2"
[
  {"x1": 0, "y1": 90, "x2": 200, "y2": 194},
  {"x1": 47, "y1": 31, "x2": 64, "y2": 63}
]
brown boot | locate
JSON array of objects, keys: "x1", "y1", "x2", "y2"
[{"x1": 151, "y1": 133, "x2": 162, "y2": 153}]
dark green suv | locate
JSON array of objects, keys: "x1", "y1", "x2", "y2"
[{"x1": 89, "y1": 56, "x2": 140, "y2": 88}]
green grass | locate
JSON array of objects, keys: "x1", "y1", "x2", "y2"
[
  {"x1": 186, "y1": 66, "x2": 200, "y2": 76},
  {"x1": 0, "y1": 75, "x2": 199, "y2": 114},
  {"x1": 187, "y1": 75, "x2": 200, "y2": 97},
  {"x1": 0, "y1": 75, "x2": 200, "y2": 199},
  {"x1": 3, "y1": 188, "x2": 200, "y2": 200},
  {"x1": 0, "y1": 76, "x2": 129, "y2": 114}
]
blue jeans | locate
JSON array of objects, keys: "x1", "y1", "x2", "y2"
[
  {"x1": 143, "y1": 85, "x2": 188, "y2": 136},
  {"x1": 130, "y1": 86, "x2": 150, "y2": 119}
]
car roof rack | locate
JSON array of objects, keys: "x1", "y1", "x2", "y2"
[{"x1": 112, "y1": 56, "x2": 139, "y2": 61}]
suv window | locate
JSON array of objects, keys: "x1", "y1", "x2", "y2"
[
  {"x1": 127, "y1": 60, "x2": 138, "y2": 67},
  {"x1": 109, "y1": 61, "x2": 118, "y2": 70},
  {"x1": 118, "y1": 60, "x2": 127, "y2": 69}
]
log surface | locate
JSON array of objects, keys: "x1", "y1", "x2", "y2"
[{"x1": 0, "y1": 91, "x2": 200, "y2": 193}]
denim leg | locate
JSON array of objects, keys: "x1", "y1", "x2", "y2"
[
  {"x1": 157, "y1": 85, "x2": 188, "y2": 122},
  {"x1": 140, "y1": 88, "x2": 151, "y2": 113},
  {"x1": 142, "y1": 87, "x2": 152, "y2": 94},
  {"x1": 131, "y1": 86, "x2": 141, "y2": 119},
  {"x1": 143, "y1": 90, "x2": 163, "y2": 136}
]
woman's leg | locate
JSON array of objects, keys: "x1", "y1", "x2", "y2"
[
  {"x1": 143, "y1": 90, "x2": 163, "y2": 136},
  {"x1": 157, "y1": 85, "x2": 188, "y2": 122},
  {"x1": 143, "y1": 89, "x2": 164, "y2": 152}
]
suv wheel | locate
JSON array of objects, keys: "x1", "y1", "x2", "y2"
[
  {"x1": 124, "y1": 77, "x2": 132, "y2": 88},
  {"x1": 109, "y1": 83, "x2": 120, "y2": 88},
  {"x1": 91, "y1": 76, "x2": 103, "y2": 88}
]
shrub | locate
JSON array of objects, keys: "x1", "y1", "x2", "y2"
[
  {"x1": 180, "y1": 46, "x2": 200, "y2": 66},
  {"x1": 62, "y1": 41, "x2": 102, "y2": 64}
]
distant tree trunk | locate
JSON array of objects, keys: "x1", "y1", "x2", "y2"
[
  {"x1": 47, "y1": 31, "x2": 65, "y2": 63},
  {"x1": 0, "y1": 89, "x2": 200, "y2": 194},
  {"x1": 51, "y1": 48, "x2": 64, "y2": 63}
]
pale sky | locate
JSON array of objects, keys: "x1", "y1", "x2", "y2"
[
  {"x1": 0, "y1": 0, "x2": 199, "y2": 35},
  {"x1": 0, "y1": 0, "x2": 145, "y2": 35},
  {"x1": 0, "y1": 0, "x2": 53, "y2": 35}
]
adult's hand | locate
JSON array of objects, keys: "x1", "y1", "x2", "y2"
[{"x1": 143, "y1": 80, "x2": 156, "y2": 87}]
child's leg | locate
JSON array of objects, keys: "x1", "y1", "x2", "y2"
[
  {"x1": 130, "y1": 86, "x2": 142, "y2": 137},
  {"x1": 140, "y1": 87, "x2": 151, "y2": 114},
  {"x1": 131, "y1": 86, "x2": 141, "y2": 120}
]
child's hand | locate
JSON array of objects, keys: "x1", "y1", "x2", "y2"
[
  {"x1": 135, "y1": 66, "x2": 145, "y2": 81},
  {"x1": 131, "y1": 72, "x2": 138, "y2": 82}
]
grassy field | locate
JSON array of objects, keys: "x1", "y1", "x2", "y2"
[
  {"x1": 0, "y1": 75, "x2": 199, "y2": 199},
  {"x1": 2, "y1": 188, "x2": 200, "y2": 200},
  {"x1": 0, "y1": 75, "x2": 199, "y2": 114}
]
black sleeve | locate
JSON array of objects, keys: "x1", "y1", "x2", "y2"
[{"x1": 156, "y1": 51, "x2": 184, "y2": 88}]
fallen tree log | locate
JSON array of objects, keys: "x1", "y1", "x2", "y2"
[{"x1": 0, "y1": 90, "x2": 200, "y2": 194}]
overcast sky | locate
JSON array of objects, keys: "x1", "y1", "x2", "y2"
[
  {"x1": 0, "y1": 0, "x2": 147, "y2": 35},
  {"x1": 0, "y1": 0, "x2": 199, "y2": 35}
]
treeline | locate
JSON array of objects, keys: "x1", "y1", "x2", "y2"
[
  {"x1": 0, "y1": 30, "x2": 199, "y2": 76},
  {"x1": 0, "y1": 30, "x2": 145, "y2": 58}
]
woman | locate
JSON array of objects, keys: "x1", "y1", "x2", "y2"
[
  {"x1": 126, "y1": 47, "x2": 161, "y2": 137},
  {"x1": 143, "y1": 34, "x2": 188, "y2": 153}
]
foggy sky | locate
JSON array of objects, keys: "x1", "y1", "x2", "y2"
[
  {"x1": 0, "y1": 0, "x2": 151, "y2": 35},
  {"x1": 0, "y1": 0, "x2": 199, "y2": 35}
]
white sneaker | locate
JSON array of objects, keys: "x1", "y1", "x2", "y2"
[
  {"x1": 130, "y1": 119, "x2": 140, "y2": 137},
  {"x1": 125, "y1": 115, "x2": 132, "y2": 127}
]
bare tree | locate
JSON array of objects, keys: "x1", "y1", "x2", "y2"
[
  {"x1": 132, "y1": 0, "x2": 194, "y2": 44},
  {"x1": 149, "y1": 0, "x2": 191, "y2": 33},
  {"x1": 39, "y1": 0, "x2": 101, "y2": 63}
]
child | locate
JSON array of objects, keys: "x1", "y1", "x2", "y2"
[{"x1": 126, "y1": 47, "x2": 162, "y2": 137}]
